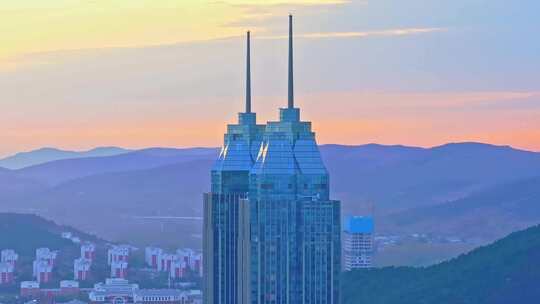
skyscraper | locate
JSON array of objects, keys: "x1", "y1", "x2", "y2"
[
  {"x1": 204, "y1": 16, "x2": 341, "y2": 304},
  {"x1": 343, "y1": 216, "x2": 374, "y2": 270},
  {"x1": 204, "y1": 31, "x2": 265, "y2": 304}
]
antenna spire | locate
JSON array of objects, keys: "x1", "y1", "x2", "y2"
[
  {"x1": 288, "y1": 14, "x2": 294, "y2": 109},
  {"x1": 246, "y1": 31, "x2": 252, "y2": 113}
]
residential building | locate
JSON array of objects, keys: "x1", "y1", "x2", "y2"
[
  {"x1": 111, "y1": 261, "x2": 128, "y2": 279},
  {"x1": 0, "y1": 262, "x2": 14, "y2": 284},
  {"x1": 158, "y1": 253, "x2": 176, "y2": 272},
  {"x1": 170, "y1": 260, "x2": 187, "y2": 280},
  {"x1": 108, "y1": 246, "x2": 129, "y2": 265},
  {"x1": 33, "y1": 260, "x2": 53, "y2": 283},
  {"x1": 1, "y1": 249, "x2": 18, "y2": 267},
  {"x1": 145, "y1": 247, "x2": 163, "y2": 269},
  {"x1": 81, "y1": 243, "x2": 96, "y2": 261},
  {"x1": 35, "y1": 248, "x2": 57, "y2": 267},
  {"x1": 74, "y1": 258, "x2": 92, "y2": 281}
]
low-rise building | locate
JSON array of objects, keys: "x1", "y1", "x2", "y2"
[
  {"x1": 133, "y1": 289, "x2": 193, "y2": 303},
  {"x1": 20, "y1": 281, "x2": 40, "y2": 297},
  {"x1": 88, "y1": 278, "x2": 199, "y2": 303},
  {"x1": 89, "y1": 279, "x2": 138, "y2": 303},
  {"x1": 60, "y1": 280, "x2": 80, "y2": 296}
]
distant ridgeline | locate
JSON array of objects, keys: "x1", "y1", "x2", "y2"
[{"x1": 342, "y1": 224, "x2": 540, "y2": 304}]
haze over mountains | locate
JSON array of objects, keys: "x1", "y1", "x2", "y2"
[
  {"x1": 1, "y1": 142, "x2": 540, "y2": 264},
  {"x1": 0, "y1": 147, "x2": 131, "y2": 170}
]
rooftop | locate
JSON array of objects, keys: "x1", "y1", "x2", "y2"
[{"x1": 344, "y1": 216, "x2": 374, "y2": 233}]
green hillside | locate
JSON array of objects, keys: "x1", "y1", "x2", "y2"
[
  {"x1": 342, "y1": 224, "x2": 540, "y2": 304},
  {"x1": 0, "y1": 213, "x2": 109, "y2": 291}
]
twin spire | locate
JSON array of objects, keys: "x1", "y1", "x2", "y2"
[
  {"x1": 244, "y1": 15, "x2": 295, "y2": 114},
  {"x1": 288, "y1": 14, "x2": 294, "y2": 109},
  {"x1": 246, "y1": 31, "x2": 252, "y2": 113}
]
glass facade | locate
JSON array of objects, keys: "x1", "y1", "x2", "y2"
[
  {"x1": 204, "y1": 15, "x2": 341, "y2": 304},
  {"x1": 242, "y1": 108, "x2": 341, "y2": 304}
]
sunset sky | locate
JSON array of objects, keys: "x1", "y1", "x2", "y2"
[{"x1": 1, "y1": 0, "x2": 539, "y2": 157}]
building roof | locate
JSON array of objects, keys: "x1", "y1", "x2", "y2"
[
  {"x1": 57, "y1": 300, "x2": 87, "y2": 304},
  {"x1": 344, "y1": 216, "x2": 374, "y2": 233},
  {"x1": 135, "y1": 289, "x2": 187, "y2": 296}
]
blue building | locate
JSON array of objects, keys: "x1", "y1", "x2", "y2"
[
  {"x1": 343, "y1": 216, "x2": 374, "y2": 270},
  {"x1": 204, "y1": 16, "x2": 341, "y2": 304}
]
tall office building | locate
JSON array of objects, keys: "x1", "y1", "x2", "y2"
[
  {"x1": 204, "y1": 16, "x2": 341, "y2": 304},
  {"x1": 343, "y1": 216, "x2": 374, "y2": 270},
  {"x1": 204, "y1": 31, "x2": 265, "y2": 304}
]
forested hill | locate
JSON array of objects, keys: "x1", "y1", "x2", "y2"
[
  {"x1": 342, "y1": 224, "x2": 540, "y2": 304},
  {"x1": 0, "y1": 213, "x2": 104, "y2": 257}
]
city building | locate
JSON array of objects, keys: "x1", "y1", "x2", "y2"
[
  {"x1": 176, "y1": 249, "x2": 191, "y2": 267},
  {"x1": 203, "y1": 29, "x2": 265, "y2": 304},
  {"x1": 145, "y1": 247, "x2": 163, "y2": 269},
  {"x1": 170, "y1": 259, "x2": 187, "y2": 280},
  {"x1": 88, "y1": 279, "x2": 200, "y2": 304},
  {"x1": 20, "y1": 280, "x2": 82, "y2": 303},
  {"x1": 89, "y1": 279, "x2": 138, "y2": 303},
  {"x1": 343, "y1": 216, "x2": 374, "y2": 270},
  {"x1": 203, "y1": 15, "x2": 341, "y2": 304},
  {"x1": 191, "y1": 254, "x2": 202, "y2": 277},
  {"x1": 33, "y1": 260, "x2": 53, "y2": 283},
  {"x1": 108, "y1": 246, "x2": 130, "y2": 265},
  {"x1": 1, "y1": 249, "x2": 19, "y2": 267},
  {"x1": 20, "y1": 281, "x2": 40, "y2": 297},
  {"x1": 58, "y1": 300, "x2": 88, "y2": 304},
  {"x1": 74, "y1": 258, "x2": 92, "y2": 281},
  {"x1": 0, "y1": 262, "x2": 14, "y2": 284},
  {"x1": 133, "y1": 289, "x2": 193, "y2": 303},
  {"x1": 158, "y1": 253, "x2": 176, "y2": 272},
  {"x1": 59, "y1": 280, "x2": 80, "y2": 296},
  {"x1": 81, "y1": 243, "x2": 96, "y2": 260},
  {"x1": 35, "y1": 248, "x2": 57, "y2": 267},
  {"x1": 111, "y1": 261, "x2": 129, "y2": 279}
]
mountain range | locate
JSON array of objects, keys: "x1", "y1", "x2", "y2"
[
  {"x1": 1, "y1": 143, "x2": 540, "y2": 263},
  {"x1": 0, "y1": 147, "x2": 131, "y2": 170}
]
